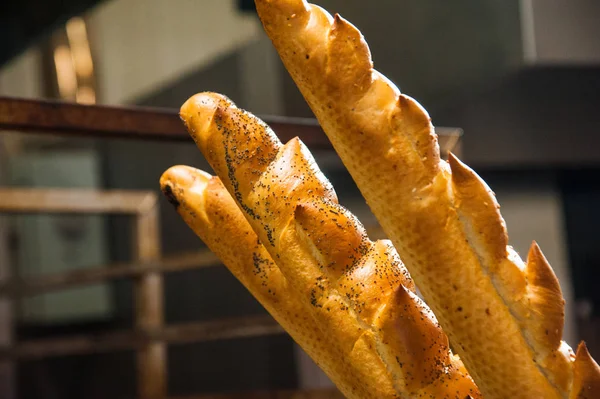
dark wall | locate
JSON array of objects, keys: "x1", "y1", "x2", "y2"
[
  {"x1": 560, "y1": 169, "x2": 600, "y2": 307},
  {"x1": 279, "y1": 0, "x2": 523, "y2": 117},
  {"x1": 560, "y1": 168, "x2": 600, "y2": 359},
  {"x1": 435, "y1": 67, "x2": 600, "y2": 169}
]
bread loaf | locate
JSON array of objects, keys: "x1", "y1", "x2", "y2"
[
  {"x1": 254, "y1": 0, "x2": 600, "y2": 397},
  {"x1": 160, "y1": 166, "x2": 380, "y2": 398},
  {"x1": 176, "y1": 92, "x2": 481, "y2": 398}
]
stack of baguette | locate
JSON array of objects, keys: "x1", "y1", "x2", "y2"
[
  {"x1": 160, "y1": 0, "x2": 600, "y2": 397},
  {"x1": 251, "y1": 0, "x2": 600, "y2": 398},
  {"x1": 161, "y1": 92, "x2": 480, "y2": 398}
]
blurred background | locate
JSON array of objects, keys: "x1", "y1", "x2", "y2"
[{"x1": 0, "y1": 0, "x2": 599, "y2": 398}]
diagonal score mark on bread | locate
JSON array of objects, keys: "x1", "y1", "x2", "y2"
[
  {"x1": 253, "y1": 0, "x2": 600, "y2": 398},
  {"x1": 178, "y1": 92, "x2": 481, "y2": 398}
]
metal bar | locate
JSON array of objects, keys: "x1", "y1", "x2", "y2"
[
  {"x1": 0, "y1": 315, "x2": 283, "y2": 360},
  {"x1": 133, "y1": 207, "x2": 166, "y2": 399},
  {"x1": 0, "y1": 97, "x2": 186, "y2": 141},
  {"x1": 0, "y1": 139, "x2": 15, "y2": 399},
  {"x1": 0, "y1": 96, "x2": 462, "y2": 151},
  {"x1": 0, "y1": 188, "x2": 157, "y2": 214},
  {"x1": 0, "y1": 250, "x2": 220, "y2": 297},
  {"x1": 158, "y1": 315, "x2": 283, "y2": 346},
  {"x1": 0, "y1": 97, "x2": 331, "y2": 148}
]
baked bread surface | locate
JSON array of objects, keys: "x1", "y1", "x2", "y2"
[
  {"x1": 254, "y1": 0, "x2": 600, "y2": 398},
  {"x1": 160, "y1": 166, "x2": 381, "y2": 398},
  {"x1": 175, "y1": 92, "x2": 481, "y2": 398}
]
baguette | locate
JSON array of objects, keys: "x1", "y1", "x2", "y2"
[
  {"x1": 160, "y1": 166, "x2": 379, "y2": 398},
  {"x1": 177, "y1": 92, "x2": 481, "y2": 398},
  {"x1": 254, "y1": 0, "x2": 600, "y2": 398}
]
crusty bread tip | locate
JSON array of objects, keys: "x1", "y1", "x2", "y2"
[
  {"x1": 254, "y1": 0, "x2": 600, "y2": 398},
  {"x1": 175, "y1": 91, "x2": 481, "y2": 398}
]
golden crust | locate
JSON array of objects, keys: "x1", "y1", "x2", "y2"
[
  {"x1": 159, "y1": 166, "x2": 393, "y2": 399},
  {"x1": 447, "y1": 152, "x2": 508, "y2": 263},
  {"x1": 571, "y1": 342, "x2": 600, "y2": 399},
  {"x1": 293, "y1": 200, "x2": 368, "y2": 281},
  {"x1": 178, "y1": 92, "x2": 481, "y2": 398},
  {"x1": 526, "y1": 242, "x2": 566, "y2": 353},
  {"x1": 255, "y1": 0, "x2": 600, "y2": 397}
]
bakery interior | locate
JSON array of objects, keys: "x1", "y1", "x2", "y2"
[{"x1": 1, "y1": 0, "x2": 600, "y2": 398}]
